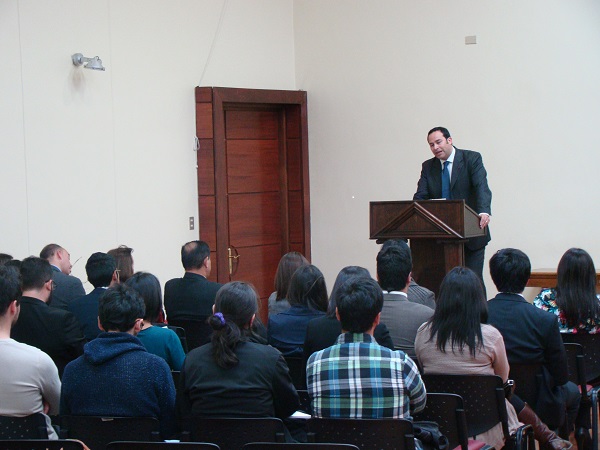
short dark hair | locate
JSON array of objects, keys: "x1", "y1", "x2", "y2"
[
  {"x1": 0, "y1": 266, "x2": 21, "y2": 316},
  {"x1": 20, "y1": 256, "x2": 53, "y2": 291},
  {"x1": 86, "y1": 252, "x2": 117, "y2": 288},
  {"x1": 39, "y1": 244, "x2": 62, "y2": 260},
  {"x1": 489, "y1": 248, "x2": 531, "y2": 293},
  {"x1": 98, "y1": 284, "x2": 145, "y2": 332},
  {"x1": 107, "y1": 245, "x2": 134, "y2": 282},
  {"x1": 274, "y1": 252, "x2": 309, "y2": 301},
  {"x1": 327, "y1": 266, "x2": 371, "y2": 317},
  {"x1": 377, "y1": 240, "x2": 412, "y2": 291},
  {"x1": 181, "y1": 241, "x2": 210, "y2": 271},
  {"x1": 0, "y1": 254, "x2": 13, "y2": 265},
  {"x1": 287, "y1": 264, "x2": 328, "y2": 312},
  {"x1": 336, "y1": 277, "x2": 383, "y2": 333},
  {"x1": 428, "y1": 126, "x2": 451, "y2": 139},
  {"x1": 125, "y1": 272, "x2": 163, "y2": 322}
]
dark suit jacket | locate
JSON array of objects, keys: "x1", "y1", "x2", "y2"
[
  {"x1": 68, "y1": 287, "x2": 105, "y2": 341},
  {"x1": 408, "y1": 279, "x2": 436, "y2": 309},
  {"x1": 11, "y1": 296, "x2": 86, "y2": 376},
  {"x1": 49, "y1": 266, "x2": 85, "y2": 310},
  {"x1": 303, "y1": 315, "x2": 395, "y2": 364},
  {"x1": 414, "y1": 147, "x2": 492, "y2": 250},
  {"x1": 164, "y1": 272, "x2": 223, "y2": 322},
  {"x1": 487, "y1": 293, "x2": 568, "y2": 386}
]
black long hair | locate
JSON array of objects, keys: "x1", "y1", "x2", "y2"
[
  {"x1": 125, "y1": 272, "x2": 163, "y2": 322},
  {"x1": 555, "y1": 248, "x2": 600, "y2": 328},
  {"x1": 209, "y1": 281, "x2": 258, "y2": 369},
  {"x1": 287, "y1": 264, "x2": 328, "y2": 312},
  {"x1": 427, "y1": 267, "x2": 488, "y2": 357}
]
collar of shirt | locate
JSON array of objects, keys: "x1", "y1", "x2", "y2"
[
  {"x1": 335, "y1": 332, "x2": 375, "y2": 345},
  {"x1": 381, "y1": 290, "x2": 408, "y2": 298},
  {"x1": 499, "y1": 292, "x2": 526, "y2": 300},
  {"x1": 440, "y1": 147, "x2": 456, "y2": 178}
]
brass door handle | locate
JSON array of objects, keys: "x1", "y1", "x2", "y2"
[{"x1": 227, "y1": 246, "x2": 240, "y2": 276}]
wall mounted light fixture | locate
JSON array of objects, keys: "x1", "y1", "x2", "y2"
[{"x1": 71, "y1": 53, "x2": 105, "y2": 71}]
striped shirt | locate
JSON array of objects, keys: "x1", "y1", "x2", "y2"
[{"x1": 307, "y1": 332, "x2": 426, "y2": 419}]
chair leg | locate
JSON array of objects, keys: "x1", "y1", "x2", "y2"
[{"x1": 591, "y1": 388, "x2": 599, "y2": 450}]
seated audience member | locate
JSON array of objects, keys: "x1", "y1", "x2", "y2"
[
  {"x1": 164, "y1": 240, "x2": 222, "y2": 322},
  {"x1": 61, "y1": 284, "x2": 176, "y2": 438},
  {"x1": 415, "y1": 267, "x2": 522, "y2": 449},
  {"x1": 488, "y1": 249, "x2": 575, "y2": 450},
  {"x1": 377, "y1": 241, "x2": 434, "y2": 359},
  {"x1": 11, "y1": 256, "x2": 85, "y2": 377},
  {"x1": 0, "y1": 253, "x2": 13, "y2": 265},
  {"x1": 380, "y1": 240, "x2": 436, "y2": 308},
  {"x1": 307, "y1": 276, "x2": 426, "y2": 419},
  {"x1": 126, "y1": 272, "x2": 185, "y2": 370},
  {"x1": 268, "y1": 264, "x2": 328, "y2": 356},
  {"x1": 108, "y1": 245, "x2": 134, "y2": 283},
  {"x1": 534, "y1": 247, "x2": 600, "y2": 333},
  {"x1": 40, "y1": 244, "x2": 85, "y2": 310},
  {"x1": 68, "y1": 252, "x2": 119, "y2": 341},
  {"x1": 304, "y1": 266, "x2": 394, "y2": 365},
  {"x1": 0, "y1": 266, "x2": 61, "y2": 439},
  {"x1": 177, "y1": 281, "x2": 298, "y2": 428},
  {"x1": 268, "y1": 252, "x2": 309, "y2": 317}
]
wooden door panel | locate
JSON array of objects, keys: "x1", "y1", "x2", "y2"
[
  {"x1": 226, "y1": 140, "x2": 280, "y2": 193},
  {"x1": 231, "y1": 243, "x2": 280, "y2": 298},
  {"x1": 228, "y1": 192, "x2": 281, "y2": 247},
  {"x1": 225, "y1": 110, "x2": 278, "y2": 140},
  {"x1": 286, "y1": 139, "x2": 301, "y2": 190},
  {"x1": 288, "y1": 191, "x2": 304, "y2": 244}
]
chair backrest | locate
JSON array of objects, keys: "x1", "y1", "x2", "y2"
[
  {"x1": 0, "y1": 414, "x2": 48, "y2": 439},
  {"x1": 284, "y1": 356, "x2": 306, "y2": 390},
  {"x1": 0, "y1": 440, "x2": 84, "y2": 450},
  {"x1": 561, "y1": 333, "x2": 600, "y2": 383},
  {"x1": 508, "y1": 362, "x2": 544, "y2": 409},
  {"x1": 243, "y1": 444, "x2": 360, "y2": 450},
  {"x1": 185, "y1": 417, "x2": 286, "y2": 449},
  {"x1": 422, "y1": 374, "x2": 509, "y2": 439},
  {"x1": 307, "y1": 418, "x2": 415, "y2": 450},
  {"x1": 61, "y1": 416, "x2": 160, "y2": 450},
  {"x1": 168, "y1": 318, "x2": 212, "y2": 351},
  {"x1": 107, "y1": 442, "x2": 220, "y2": 450},
  {"x1": 413, "y1": 393, "x2": 468, "y2": 450}
]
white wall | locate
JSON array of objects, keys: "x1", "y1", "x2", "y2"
[
  {"x1": 294, "y1": 0, "x2": 600, "y2": 297},
  {"x1": 0, "y1": 0, "x2": 296, "y2": 289}
]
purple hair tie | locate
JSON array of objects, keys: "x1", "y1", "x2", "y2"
[{"x1": 214, "y1": 312, "x2": 226, "y2": 325}]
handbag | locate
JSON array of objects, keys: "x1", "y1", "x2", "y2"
[{"x1": 413, "y1": 420, "x2": 449, "y2": 450}]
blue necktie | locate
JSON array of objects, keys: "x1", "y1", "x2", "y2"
[{"x1": 442, "y1": 161, "x2": 451, "y2": 199}]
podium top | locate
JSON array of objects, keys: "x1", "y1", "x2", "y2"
[{"x1": 369, "y1": 200, "x2": 486, "y2": 241}]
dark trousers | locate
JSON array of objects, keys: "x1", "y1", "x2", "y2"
[{"x1": 465, "y1": 245, "x2": 486, "y2": 294}]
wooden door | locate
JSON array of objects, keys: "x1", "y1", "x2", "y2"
[{"x1": 195, "y1": 87, "x2": 311, "y2": 324}]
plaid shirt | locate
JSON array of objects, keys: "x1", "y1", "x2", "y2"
[{"x1": 307, "y1": 332, "x2": 426, "y2": 419}]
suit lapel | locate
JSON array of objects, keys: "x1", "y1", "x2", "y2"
[
  {"x1": 450, "y1": 148, "x2": 463, "y2": 191},
  {"x1": 428, "y1": 158, "x2": 443, "y2": 198}
]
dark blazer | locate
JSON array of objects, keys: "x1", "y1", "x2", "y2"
[
  {"x1": 268, "y1": 305, "x2": 325, "y2": 357},
  {"x1": 303, "y1": 315, "x2": 395, "y2": 364},
  {"x1": 408, "y1": 279, "x2": 436, "y2": 309},
  {"x1": 164, "y1": 272, "x2": 223, "y2": 322},
  {"x1": 49, "y1": 266, "x2": 85, "y2": 310},
  {"x1": 11, "y1": 296, "x2": 85, "y2": 376},
  {"x1": 68, "y1": 287, "x2": 105, "y2": 341},
  {"x1": 487, "y1": 293, "x2": 568, "y2": 386},
  {"x1": 414, "y1": 147, "x2": 492, "y2": 250}
]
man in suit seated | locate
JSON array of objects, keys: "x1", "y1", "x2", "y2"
[
  {"x1": 307, "y1": 276, "x2": 426, "y2": 419},
  {"x1": 377, "y1": 240, "x2": 434, "y2": 359},
  {"x1": 11, "y1": 256, "x2": 85, "y2": 377},
  {"x1": 40, "y1": 244, "x2": 85, "y2": 310},
  {"x1": 164, "y1": 240, "x2": 223, "y2": 322},
  {"x1": 0, "y1": 265, "x2": 61, "y2": 439},
  {"x1": 68, "y1": 252, "x2": 119, "y2": 341}
]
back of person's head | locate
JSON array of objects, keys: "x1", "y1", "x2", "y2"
[
  {"x1": 287, "y1": 264, "x2": 328, "y2": 312},
  {"x1": 429, "y1": 267, "x2": 487, "y2": 357},
  {"x1": 336, "y1": 277, "x2": 383, "y2": 333},
  {"x1": 428, "y1": 126, "x2": 451, "y2": 139},
  {"x1": 20, "y1": 256, "x2": 53, "y2": 291},
  {"x1": 98, "y1": 284, "x2": 145, "y2": 332},
  {"x1": 107, "y1": 245, "x2": 134, "y2": 282},
  {"x1": 0, "y1": 266, "x2": 21, "y2": 316},
  {"x1": 39, "y1": 244, "x2": 62, "y2": 261},
  {"x1": 327, "y1": 266, "x2": 371, "y2": 317},
  {"x1": 86, "y1": 252, "x2": 117, "y2": 288},
  {"x1": 376, "y1": 240, "x2": 412, "y2": 291},
  {"x1": 181, "y1": 240, "x2": 210, "y2": 271},
  {"x1": 125, "y1": 272, "x2": 163, "y2": 322},
  {"x1": 0, "y1": 253, "x2": 13, "y2": 266},
  {"x1": 489, "y1": 248, "x2": 531, "y2": 293},
  {"x1": 5, "y1": 259, "x2": 21, "y2": 271},
  {"x1": 274, "y1": 252, "x2": 309, "y2": 301},
  {"x1": 556, "y1": 248, "x2": 600, "y2": 327},
  {"x1": 209, "y1": 281, "x2": 258, "y2": 369}
]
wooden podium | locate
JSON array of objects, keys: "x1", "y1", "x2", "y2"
[{"x1": 370, "y1": 200, "x2": 486, "y2": 295}]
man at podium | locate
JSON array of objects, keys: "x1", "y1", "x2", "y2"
[{"x1": 414, "y1": 126, "x2": 492, "y2": 281}]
